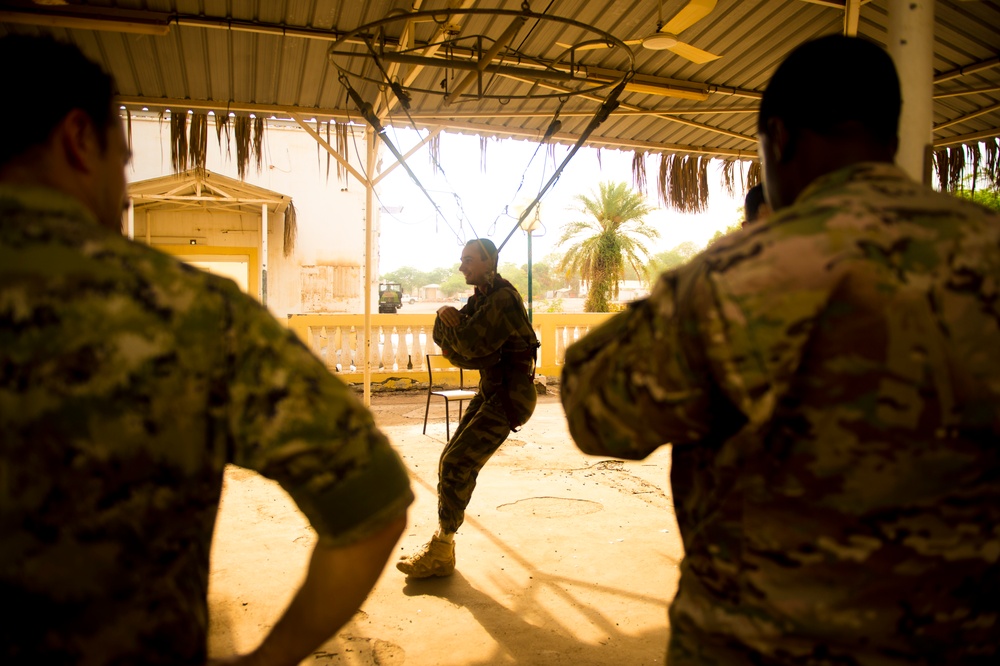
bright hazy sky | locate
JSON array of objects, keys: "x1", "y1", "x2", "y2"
[{"x1": 376, "y1": 128, "x2": 750, "y2": 273}]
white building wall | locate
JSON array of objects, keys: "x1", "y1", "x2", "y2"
[{"x1": 124, "y1": 114, "x2": 378, "y2": 317}]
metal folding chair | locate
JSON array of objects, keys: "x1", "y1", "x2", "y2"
[{"x1": 423, "y1": 354, "x2": 478, "y2": 440}]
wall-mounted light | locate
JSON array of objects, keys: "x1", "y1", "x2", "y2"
[{"x1": 189, "y1": 239, "x2": 197, "y2": 245}]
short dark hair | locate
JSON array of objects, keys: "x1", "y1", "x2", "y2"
[
  {"x1": 744, "y1": 184, "x2": 767, "y2": 223},
  {"x1": 0, "y1": 34, "x2": 116, "y2": 165},
  {"x1": 758, "y1": 35, "x2": 900, "y2": 150},
  {"x1": 466, "y1": 238, "x2": 499, "y2": 268}
]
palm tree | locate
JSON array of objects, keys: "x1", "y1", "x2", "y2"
[{"x1": 557, "y1": 181, "x2": 659, "y2": 312}]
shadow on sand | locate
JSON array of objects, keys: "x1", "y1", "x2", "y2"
[{"x1": 403, "y1": 570, "x2": 669, "y2": 665}]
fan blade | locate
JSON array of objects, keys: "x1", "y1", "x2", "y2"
[
  {"x1": 667, "y1": 41, "x2": 721, "y2": 64},
  {"x1": 662, "y1": 0, "x2": 718, "y2": 35},
  {"x1": 556, "y1": 39, "x2": 642, "y2": 51}
]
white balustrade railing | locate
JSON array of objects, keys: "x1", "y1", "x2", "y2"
[{"x1": 286, "y1": 312, "x2": 613, "y2": 383}]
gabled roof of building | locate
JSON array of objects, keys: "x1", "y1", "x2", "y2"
[{"x1": 129, "y1": 169, "x2": 291, "y2": 216}]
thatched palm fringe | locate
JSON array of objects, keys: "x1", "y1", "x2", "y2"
[
  {"x1": 664, "y1": 154, "x2": 710, "y2": 214},
  {"x1": 547, "y1": 142, "x2": 557, "y2": 169},
  {"x1": 699, "y1": 156, "x2": 710, "y2": 210},
  {"x1": 283, "y1": 201, "x2": 298, "y2": 257},
  {"x1": 968, "y1": 142, "x2": 982, "y2": 195},
  {"x1": 170, "y1": 112, "x2": 188, "y2": 173},
  {"x1": 214, "y1": 113, "x2": 231, "y2": 155},
  {"x1": 932, "y1": 148, "x2": 949, "y2": 192},
  {"x1": 253, "y1": 117, "x2": 265, "y2": 172},
  {"x1": 480, "y1": 135, "x2": 488, "y2": 172},
  {"x1": 595, "y1": 148, "x2": 602, "y2": 168},
  {"x1": 335, "y1": 122, "x2": 349, "y2": 183},
  {"x1": 316, "y1": 119, "x2": 322, "y2": 178},
  {"x1": 188, "y1": 113, "x2": 209, "y2": 173},
  {"x1": 984, "y1": 138, "x2": 1000, "y2": 188},
  {"x1": 234, "y1": 116, "x2": 252, "y2": 180},
  {"x1": 720, "y1": 158, "x2": 737, "y2": 197},
  {"x1": 325, "y1": 121, "x2": 332, "y2": 183},
  {"x1": 949, "y1": 146, "x2": 965, "y2": 192},
  {"x1": 656, "y1": 153, "x2": 669, "y2": 208},
  {"x1": 632, "y1": 150, "x2": 647, "y2": 195},
  {"x1": 428, "y1": 132, "x2": 442, "y2": 176},
  {"x1": 746, "y1": 161, "x2": 761, "y2": 189},
  {"x1": 125, "y1": 110, "x2": 132, "y2": 154}
]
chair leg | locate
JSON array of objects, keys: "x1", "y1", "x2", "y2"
[
  {"x1": 444, "y1": 400, "x2": 451, "y2": 441},
  {"x1": 423, "y1": 391, "x2": 432, "y2": 435}
]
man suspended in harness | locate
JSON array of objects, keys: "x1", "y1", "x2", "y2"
[{"x1": 397, "y1": 238, "x2": 539, "y2": 579}]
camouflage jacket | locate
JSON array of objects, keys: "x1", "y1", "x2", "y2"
[
  {"x1": 433, "y1": 274, "x2": 538, "y2": 372},
  {"x1": 0, "y1": 186, "x2": 413, "y2": 665},
  {"x1": 561, "y1": 163, "x2": 1000, "y2": 664},
  {"x1": 434, "y1": 275, "x2": 538, "y2": 420}
]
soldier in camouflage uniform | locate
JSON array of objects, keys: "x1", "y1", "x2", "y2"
[
  {"x1": 397, "y1": 238, "x2": 539, "y2": 578},
  {"x1": 743, "y1": 183, "x2": 770, "y2": 227},
  {"x1": 561, "y1": 35, "x2": 1000, "y2": 664},
  {"x1": 0, "y1": 36, "x2": 412, "y2": 665}
]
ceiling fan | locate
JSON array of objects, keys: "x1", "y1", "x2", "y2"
[{"x1": 557, "y1": 0, "x2": 721, "y2": 64}]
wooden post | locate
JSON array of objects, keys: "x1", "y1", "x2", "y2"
[
  {"x1": 363, "y1": 128, "x2": 376, "y2": 407},
  {"x1": 261, "y1": 203, "x2": 268, "y2": 305},
  {"x1": 888, "y1": 0, "x2": 934, "y2": 184}
]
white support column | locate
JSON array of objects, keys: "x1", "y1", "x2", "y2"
[
  {"x1": 363, "y1": 128, "x2": 376, "y2": 407},
  {"x1": 261, "y1": 203, "x2": 268, "y2": 305},
  {"x1": 126, "y1": 198, "x2": 134, "y2": 240},
  {"x1": 888, "y1": 0, "x2": 935, "y2": 185}
]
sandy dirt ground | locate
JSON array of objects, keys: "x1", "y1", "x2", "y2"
[{"x1": 206, "y1": 388, "x2": 683, "y2": 665}]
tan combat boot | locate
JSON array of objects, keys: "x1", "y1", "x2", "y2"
[{"x1": 396, "y1": 535, "x2": 456, "y2": 578}]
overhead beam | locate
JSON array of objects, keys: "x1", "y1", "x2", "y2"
[
  {"x1": 116, "y1": 91, "x2": 757, "y2": 155},
  {"x1": 935, "y1": 56, "x2": 1000, "y2": 84},
  {"x1": 0, "y1": 7, "x2": 170, "y2": 35},
  {"x1": 417, "y1": 119, "x2": 758, "y2": 159},
  {"x1": 115, "y1": 95, "x2": 358, "y2": 122},
  {"x1": 935, "y1": 85, "x2": 1000, "y2": 99},
  {"x1": 443, "y1": 14, "x2": 528, "y2": 105},
  {"x1": 373, "y1": 128, "x2": 443, "y2": 186},
  {"x1": 372, "y1": 0, "x2": 422, "y2": 117},
  {"x1": 798, "y1": 0, "x2": 872, "y2": 8},
  {"x1": 498, "y1": 72, "x2": 756, "y2": 144},
  {"x1": 394, "y1": 107, "x2": 761, "y2": 119},
  {"x1": 843, "y1": 0, "x2": 862, "y2": 36},
  {"x1": 933, "y1": 102, "x2": 1000, "y2": 132},
  {"x1": 375, "y1": 0, "x2": 477, "y2": 122},
  {"x1": 116, "y1": 94, "x2": 763, "y2": 121},
  {"x1": 934, "y1": 127, "x2": 1000, "y2": 148},
  {"x1": 289, "y1": 113, "x2": 368, "y2": 185}
]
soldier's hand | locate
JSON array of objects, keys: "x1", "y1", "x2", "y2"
[{"x1": 437, "y1": 306, "x2": 462, "y2": 327}]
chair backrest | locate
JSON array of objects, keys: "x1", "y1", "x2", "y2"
[{"x1": 426, "y1": 354, "x2": 468, "y2": 390}]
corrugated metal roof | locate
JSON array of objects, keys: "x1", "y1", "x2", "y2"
[{"x1": 2, "y1": 1, "x2": 998, "y2": 159}]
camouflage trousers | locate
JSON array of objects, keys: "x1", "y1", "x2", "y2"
[{"x1": 437, "y1": 383, "x2": 536, "y2": 533}]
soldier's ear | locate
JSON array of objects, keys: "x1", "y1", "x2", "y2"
[{"x1": 57, "y1": 109, "x2": 103, "y2": 174}]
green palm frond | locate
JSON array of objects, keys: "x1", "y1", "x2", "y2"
[{"x1": 556, "y1": 181, "x2": 659, "y2": 312}]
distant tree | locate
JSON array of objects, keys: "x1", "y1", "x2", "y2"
[
  {"x1": 556, "y1": 181, "x2": 658, "y2": 312},
  {"x1": 425, "y1": 266, "x2": 453, "y2": 285},
  {"x1": 649, "y1": 240, "x2": 701, "y2": 277},
  {"x1": 439, "y1": 272, "x2": 468, "y2": 297},
  {"x1": 380, "y1": 266, "x2": 424, "y2": 293},
  {"x1": 382, "y1": 265, "x2": 459, "y2": 294},
  {"x1": 499, "y1": 262, "x2": 528, "y2": 297},
  {"x1": 955, "y1": 187, "x2": 1000, "y2": 212},
  {"x1": 708, "y1": 221, "x2": 742, "y2": 245},
  {"x1": 526, "y1": 261, "x2": 557, "y2": 296}
]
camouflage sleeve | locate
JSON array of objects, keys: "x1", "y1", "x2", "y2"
[
  {"x1": 561, "y1": 267, "x2": 718, "y2": 460},
  {"x1": 222, "y1": 288, "x2": 413, "y2": 547},
  {"x1": 434, "y1": 288, "x2": 520, "y2": 361}
]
